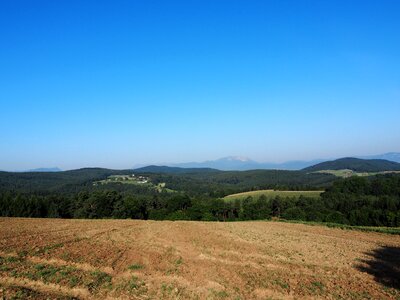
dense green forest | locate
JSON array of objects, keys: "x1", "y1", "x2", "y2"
[
  {"x1": 0, "y1": 167, "x2": 335, "y2": 195},
  {"x1": 303, "y1": 157, "x2": 400, "y2": 172},
  {"x1": 0, "y1": 167, "x2": 400, "y2": 227}
]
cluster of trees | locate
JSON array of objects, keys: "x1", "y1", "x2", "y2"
[
  {"x1": 0, "y1": 168, "x2": 335, "y2": 196},
  {"x1": 320, "y1": 175, "x2": 400, "y2": 226},
  {"x1": 147, "y1": 169, "x2": 334, "y2": 197},
  {"x1": 0, "y1": 190, "x2": 265, "y2": 221},
  {"x1": 266, "y1": 175, "x2": 400, "y2": 226},
  {"x1": 1, "y1": 174, "x2": 399, "y2": 227}
]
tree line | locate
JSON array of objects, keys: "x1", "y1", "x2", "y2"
[{"x1": 1, "y1": 174, "x2": 399, "y2": 227}]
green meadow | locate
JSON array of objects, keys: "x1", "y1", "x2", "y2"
[{"x1": 224, "y1": 189, "x2": 323, "y2": 201}]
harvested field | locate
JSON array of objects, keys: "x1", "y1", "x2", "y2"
[{"x1": 0, "y1": 218, "x2": 399, "y2": 299}]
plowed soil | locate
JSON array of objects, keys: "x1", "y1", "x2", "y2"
[{"x1": 1, "y1": 218, "x2": 399, "y2": 299}]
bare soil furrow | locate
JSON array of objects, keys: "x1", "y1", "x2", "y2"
[{"x1": 1, "y1": 218, "x2": 399, "y2": 299}]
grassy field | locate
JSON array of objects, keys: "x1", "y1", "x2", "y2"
[
  {"x1": 93, "y1": 174, "x2": 150, "y2": 186},
  {"x1": 314, "y1": 169, "x2": 400, "y2": 178},
  {"x1": 277, "y1": 219, "x2": 400, "y2": 235},
  {"x1": 93, "y1": 175, "x2": 175, "y2": 193},
  {"x1": 1, "y1": 218, "x2": 400, "y2": 299},
  {"x1": 224, "y1": 189, "x2": 323, "y2": 201}
]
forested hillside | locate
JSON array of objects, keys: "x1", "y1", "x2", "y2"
[
  {"x1": 1, "y1": 166, "x2": 400, "y2": 227},
  {"x1": 0, "y1": 167, "x2": 335, "y2": 195},
  {"x1": 0, "y1": 168, "x2": 130, "y2": 193},
  {"x1": 303, "y1": 157, "x2": 400, "y2": 172}
]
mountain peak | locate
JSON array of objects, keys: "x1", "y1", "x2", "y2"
[
  {"x1": 157, "y1": 152, "x2": 400, "y2": 171},
  {"x1": 218, "y1": 156, "x2": 252, "y2": 162}
]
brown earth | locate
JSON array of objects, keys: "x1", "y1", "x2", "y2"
[{"x1": 0, "y1": 217, "x2": 399, "y2": 299}]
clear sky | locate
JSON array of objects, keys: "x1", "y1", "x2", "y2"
[{"x1": 1, "y1": 0, "x2": 399, "y2": 170}]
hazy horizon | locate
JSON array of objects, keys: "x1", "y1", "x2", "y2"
[
  {"x1": 2, "y1": 151, "x2": 400, "y2": 172},
  {"x1": 1, "y1": 1, "x2": 399, "y2": 171}
]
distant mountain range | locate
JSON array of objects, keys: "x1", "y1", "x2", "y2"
[
  {"x1": 11, "y1": 152, "x2": 400, "y2": 172},
  {"x1": 360, "y1": 152, "x2": 400, "y2": 163},
  {"x1": 136, "y1": 157, "x2": 400, "y2": 174},
  {"x1": 167, "y1": 153, "x2": 400, "y2": 171},
  {"x1": 169, "y1": 156, "x2": 325, "y2": 171},
  {"x1": 302, "y1": 157, "x2": 400, "y2": 173},
  {"x1": 133, "y1": 165, "x2": 219, "y2": 174},
  {"x1": 27, "y1": 167, "x2": 62, "y2": 172}
]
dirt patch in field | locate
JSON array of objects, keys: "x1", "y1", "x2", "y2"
[{"x1": 1, "y1": 218, "x2": 400, "y2": 299}]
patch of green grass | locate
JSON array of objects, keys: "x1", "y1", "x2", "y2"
[
  {"x1": 209, "y1": 289, "x2": 229, "y2": 298},
  {"x1": 175, "y1": 256, "x2": 183, "y2": 266},
  {"x1": 272, "y1": 279, "x2": 289, "y2": 290},
  {"x1": 0, "y1": 265, "x2": 11, "y2": 271},
  {"x1": 128, "y1": 263, "x2": 144, "y2": 270},
  {"x1": 277, "y1": 219, "x2": 400, "y2": 235},
  {"x1": 311, "y1": 281, "x2": 324, "y2": 289},
  {"x1": 1, "y1": 255, "x2": 113, "y2": 292},
  {"x1": 347, "y1": 290, "x2": 372, "y2": 299},
  {"x1": 68, "y1": 275, "x2": 80, "y2": 288},
  {"x1": 0, "y1": 284, "x2": 79, "y2": 300},
  {"x1": 117, "y1": 275, "x2": 147, "y2": 295},
  {"x1": 21, "y1": 263, "x2": 76, "y2": 284},
  {"x1": 61, "y1": 252, "x2": 72, "y2": 261},
  {"x1": 382, "y1": 286, "x2": 400, "y2": 299},
  {"x1": 37, "y1": 243, "x2": 64, "y2": 255},
  {"x1": 165, "y1": 255, "x2": 184, "y2": 275},
  {"x1": 34, "y1": 263, "x2": 59, "y2": 282},
  {"x1": 94, "y1": 175, "x2": 176, "y2": 193},
  {"x1": 86, "y1": 270, "x2": 112, "y2": 291},
  {"x1": 5, "y1": 256, "x2": 21, "y2": 263},
  {"x1": 314, "y1": 169, "x2": 400, "y2": 178},
  {"x1": 308, "y1": 281, "x2": 325, "y2": 294},
  {"x1": 161, "y1": 282, "x2": 174, "y2": 294},
  {"x1": 160, "y1": 282, "x2": 184, "y2": 297},
  {"x1": 127, "y1": 276, "x2": 140, "y2": 290},
  {"x1": 61, "y1": 266, "x2": 77, "y2": 274},
  {"x1": 224, "y1": 190, "x2": 322, "y2": 201},
  {"x1": 17, "y1": 250, "x2": 28, "y2": 258}
]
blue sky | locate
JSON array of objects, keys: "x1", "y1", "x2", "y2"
[{"x1": 1, "y1": 0, "x2": 399, "y2": 170}]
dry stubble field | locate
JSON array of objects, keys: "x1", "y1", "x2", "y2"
[{"x1": 0, "y1": 218, "x2": 399, "y2": 300}]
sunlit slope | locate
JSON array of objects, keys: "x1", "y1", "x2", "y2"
[
  {"x1": 224, "y1": 189, "x2": 323, "y2": 201},
  {"x1": 1, "y1": 218, "x2": 399, "y2": 299}
]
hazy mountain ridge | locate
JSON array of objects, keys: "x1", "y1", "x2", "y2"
[
  {"x1": 170, "y1": 156, "x2": 325, "y2": 171},
  {"x1": 359, "y1": 152, "x2": 400, "y2": 163},
  {"x1": 27, "y1": 167, "x2": 62, "y2": 172},
  {"x1": 133, "y1": 165, "x2": 220, "y2": 174},
  {"x1": 8, "y1": 153, "x2": 400, "y2": 173},
  {"x1": 302, "y1": 157, "x2": 400, "y2": 173},
  {"x1": 167, "y1": 153, "x2": 400, "y2": 171}
]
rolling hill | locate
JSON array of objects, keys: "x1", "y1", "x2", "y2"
[
  {"x1": 303, "y1": 157, "x2": 400, "y2": 173},
  {"x1": 0, "y1": 168, "x2": 133, "y2": 193},
  {"x1": 0, "y1": 166, "x2": 336, "y2": 195},
  {"x1": 133, "y1": 165, "x2": 220, "y2": 174}
]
